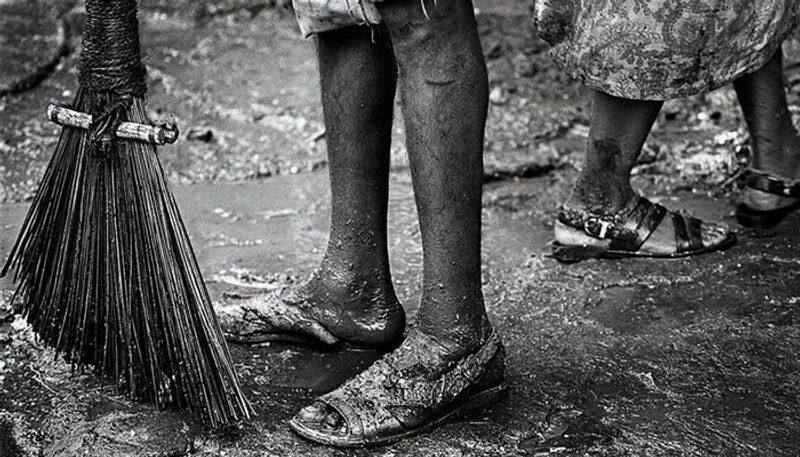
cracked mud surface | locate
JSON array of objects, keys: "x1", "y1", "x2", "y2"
[{"x1": 2, "y1": 0, "x2": 800, "y2": 455}]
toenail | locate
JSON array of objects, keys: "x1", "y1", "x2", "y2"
[
  {"x1": 298, "y1": 405, "x2": 325, "y2": 422},
  {"x1": 324, "y1": 412, "x2": 341, "y2": 429}
]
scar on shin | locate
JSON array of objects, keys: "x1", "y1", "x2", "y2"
[{"x1": 425, "y1": 78, "x2": 456, "y2": 86}]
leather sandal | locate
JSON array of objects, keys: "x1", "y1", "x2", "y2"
[
  {"x1": 551, "y1": 196, "x2": 736, "y2": 263},
  {"x1": 736, "y1": 170, "x2": 800, "y2": 229},
  {"x1": 288, "y1": 330, "x2": 508, "y2": 448}
]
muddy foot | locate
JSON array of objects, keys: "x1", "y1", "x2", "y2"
[
  {"x1": 217, "y1": 267, "x2": 405, "y2": 349},
  {"x1": 740, "y1": 167, "x2": 800, "y2": 213}
]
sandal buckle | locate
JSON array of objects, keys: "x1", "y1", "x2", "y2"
[{"x1": 584, "y1": 217, "x2": 613, "y2": 239}]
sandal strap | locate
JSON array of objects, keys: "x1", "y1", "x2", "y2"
[
  {"x1": 745, "y1": 170, "x2": 800, "y2": 198},
  {"x1": 557, "y1": 203, "x2": 637, "y2": 245},
  {"x1": 672, "y1": 212, "x2": 703, "y2": 253},
  {"x1": 609, "y1": 197, "x2": 667, "y2": 251},
  {"x1": 558, "y1": 197, "x2": 668, "y2": 251}
]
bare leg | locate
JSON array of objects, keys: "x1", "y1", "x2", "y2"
[
  {"x1": 734, "y1": 49, "x2": 800, "y2": 211},
  {"x1": 223, "y1": 26, "x2": 406, "y2": 348},
  {"x1": 555, "y1": 90, "x2": 729, "y2": 254},
  {"x1": 381, "y1": 0, "x2": 491, "y2": 351},
  {"x1": 567, "y1": 91, "x2": 662, "y2": 213},
  {"x1": 300, "y1": 26, "x2": 405, "y2": 346},
  {"x1": 294, "y1": 0, "x2": 503, "y2": 437}
]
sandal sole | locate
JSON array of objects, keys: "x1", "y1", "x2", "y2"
[
  {"x1": 550, "y1": 232, "x2": 737, "y2": 264},
  {"x1": 288, "y1": 382, "x2": 509, "y2": 448}
]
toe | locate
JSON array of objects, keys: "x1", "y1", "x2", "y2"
[
  {"x1": 292, "y1": 318, "x2": 340, "y2": 346},
  {"x1": 297, "y1": 402, "x2": 327, "y2": 423},
  {"x1": 216, "y1": 305, "x2": 252, "y2": 338},
  {"x1": 323, "y1": 410, "x2": 342, "y2": 429},
  {"x1": 297, "y1": 402, "x2": 343, "y2": 431},
  {"x1": 701, "y1": 220, "x2": 731, "y2": 247}
]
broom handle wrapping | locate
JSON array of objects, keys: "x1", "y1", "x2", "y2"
[
  {"x1": 47, "y1": 104, "x2": 178, "y2": 145},
  {"x1": 80, "y1": 0, "x2": 147, "y2": 97}
]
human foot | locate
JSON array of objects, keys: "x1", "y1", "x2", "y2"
[
  {"x1": 735, "y1": 129, "x2": 800, "y2": 228},
  {"x1": 216, "y1": 264, "x2": 405, "y2": 349},
  {"x1": 289, "y1": 327, "x2": 506, "y2": 447},
  {"x1": 737, "y1": 168, "x2": 800, "y2": 228},
  {"x1": 552, "y1": 195, "x2": 734, "y2": 262},
  {"x1": 738, "y1": 127, "x2": 800, "y2": 215},
  {"x1": 732, "y1": 48, "x2": 800, "y2": 227}
]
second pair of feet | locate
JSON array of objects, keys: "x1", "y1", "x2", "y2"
[{"x1": 217, "y1": 269, "x2": 507, "y2": 447}]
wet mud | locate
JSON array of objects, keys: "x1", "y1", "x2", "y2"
[
  {"x1": 2, "y1": 0, "x2": 800, "y2": 455},
  {"x1": 0, "y1": 0, "x2": 74, "y2": 97},
  {"x1": 4, "y1": 173, "x2": 800, "y2": 456}
]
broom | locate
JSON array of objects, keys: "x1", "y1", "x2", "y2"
[{"x1": 1, "y1": 0, "x2": 252, "y2": 426}]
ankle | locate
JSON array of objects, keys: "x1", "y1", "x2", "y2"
[
  {"x1": 566, "y1": 173, "x2": 635, "y2": 215},
  {"x1": 750, "y1": 122, "x2": 800, "y2": 178},
  {"x1": 414, "y1": 300, "x2": 493, "y2": 356},
  {"x1": 306, "y1": 260, "x2": 396, "y2": 308},
  {"x1": 296, "y1": 261, "x2": 405, "y2": 347}
]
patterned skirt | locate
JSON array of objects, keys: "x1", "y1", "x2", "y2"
[{"x1": 536, "y1": 0, "x2": 800, "y2": 100}]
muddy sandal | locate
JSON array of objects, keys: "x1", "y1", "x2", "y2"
[
  {"x1": 215, "y1": 291, "x2": 341, "y2": 347},
  {"x1": 551, "y1": 196, "x2": 736, "y2": 263},
  {"x1": 288, "y1": 330, "x2": 508, "y2": 448},
  {"x1": 736, "y1": 170, "x2": 800, "y2": 229}
]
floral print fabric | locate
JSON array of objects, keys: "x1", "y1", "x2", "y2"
[{"x1": 536, "y1": 0, "x2": 800, "y2": 100}]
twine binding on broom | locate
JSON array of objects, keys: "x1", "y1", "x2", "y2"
[{"x1": 46, "y1": 104, "x2": 179, "y2": 145}]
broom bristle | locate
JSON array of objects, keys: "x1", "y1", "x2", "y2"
[{"x1": 2, "y1": 88, "x2": 252, "y2": 426}]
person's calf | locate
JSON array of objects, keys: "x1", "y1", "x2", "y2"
[
  {"x1": 734, "y1": 50, "x2": 797, "y2": 170},
  {"x1": 223, "y1": 25, "x2": 405, "y2": 349},
  {"x1": 566, "y1": 138, "x2": 638, "y2": 214},
  {"x1": 378, "y1": 0, "x2": 494, "y2": 355},
  {"x1": 565, "y1": 92, "x2": 663, "y2": 214},
  {"x1": 738, "y1": 96, "x2": 800, "y2": 178},
  {"x1": 734, "y1": 49, "x2": 800, "y2": 212}
]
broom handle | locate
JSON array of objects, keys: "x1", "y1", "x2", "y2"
[
  {"x1": 47, "y1": 104, "x2": 178, "y2": 145},
  {"x1": 80, "y1": 0, "x2": 147, "y2": 97}
]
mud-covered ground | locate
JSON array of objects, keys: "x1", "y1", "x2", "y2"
[{"x1": 1, "y1": 1, "x2": 800, "y2": 456}]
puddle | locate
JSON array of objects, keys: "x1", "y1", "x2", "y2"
[{"x1": 233, "y1": 343, "x2": 383, "y2": 395}]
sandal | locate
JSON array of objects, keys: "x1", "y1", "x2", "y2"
[
  {"x1": 736, "y1": 170, "x2": 800, "y2": 229},
  {"x1": 288, "y1": 330, "x2": 508, "y2": 448},
  {"x1": 551, "y1": 196, "x2": 736, "y2": 263}
]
